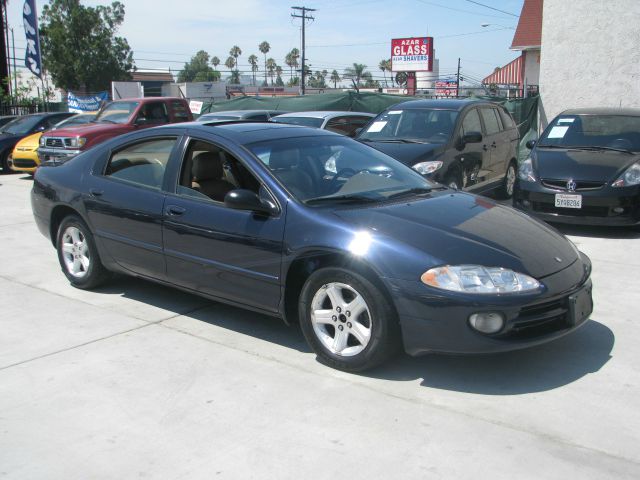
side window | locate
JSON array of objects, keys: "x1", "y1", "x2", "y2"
[
  {"x1": 176, "y1": 140, "x2": 261, "y2": 203},
  {"x1": 326, "y1": 117, "x2": 351, "y2": 135},
  {"x1": 170, "y1": 101, "x2": 190, "y2": 123},
  {"x1": 461, "y1": 109, "x2": 482, "y2": 135},
  {"x1": 480, "y1": 108, "x2": 501, "y2": 135},
  {"x1": 105, "y1": 137, "x2": 177, "y2": 189},
  {"x1": 499, "y1": 108, "x2": 516, "y2": 130},
  {"x1": 138, "y1": 102, "x2": 169, "y2": 124}
]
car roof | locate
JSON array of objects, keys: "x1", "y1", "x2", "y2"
[
  {"x1": 161, "y1": 120, "x2": 338, "y2": 144},
  {"x1": 111, "y1": 97, "x2": 184, "y2": 103},
  {"x1": 274, "y1": 111, "x2": 375, "y2": 119},
  {"x1": 560, "y1": 107, "x2": 640, "y2": 117},
  {"x1": 388, "y1": 98, "x2": 494, "y2": 111},
  {"x1": 200, "y1": 110, "x2": 285, "y2": 117}
]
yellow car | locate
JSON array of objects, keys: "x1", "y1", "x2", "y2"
[{"x1": 10, "y1": 113, "x2": 97, "y2": 174}]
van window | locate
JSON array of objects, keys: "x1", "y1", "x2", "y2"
[{"x1": 480, "y1": 108, "x2": 502, "y2": 135}]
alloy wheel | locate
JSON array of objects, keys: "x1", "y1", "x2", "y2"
[
  {"x1": 60, "y1": 226, "x2": 91, "y2": 278},
  {"x1": 310, "y1": 282, "x2": 372, "y2": 356}
]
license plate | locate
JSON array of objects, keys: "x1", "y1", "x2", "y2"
[
  {"x1": 555, "y1": 194, "x2": 582, "y2": 209},
  {"x1": 568, "y1": 286, "x2": 593, "y2": 326}
]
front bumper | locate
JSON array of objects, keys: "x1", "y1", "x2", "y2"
[
  {"x1": 38, "y1": 147, "x2": 83, "y2": 164},
  {"x1": 514, "y1": 180, "x2": 640, "y2": 226},
  {"x1": 386, "y1": 254, "x2": 593, "y2": 355}
]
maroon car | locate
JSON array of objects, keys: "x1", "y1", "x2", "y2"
[{"x1": 38, "y1": 97, "x2": 193, "y2": 163}]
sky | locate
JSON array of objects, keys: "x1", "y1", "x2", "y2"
[{"x1": 6, "y1": 0, "x2": 524, "y2": 87}]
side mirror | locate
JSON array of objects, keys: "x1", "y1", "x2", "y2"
[
  {"x1": 462, "y1": 131, "x2": 483, "y2": 144},
  {"x1": 134, "y1": 116, "x2": 148, "y2": 126},
  {"x1": 224, "y1": 189, "x2": 277, "y2": 215},
  {"x1": 525, "y1": 139, "x2": 536, "y2": 149}
]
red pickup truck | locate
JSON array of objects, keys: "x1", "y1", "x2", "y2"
[{"x1": 38, "y1": 97, "x2": 193, "y2": 163}]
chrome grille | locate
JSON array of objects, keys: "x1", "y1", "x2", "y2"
[
  {"x1": 541, "y1": 178, "x2": 606, "y2": 191},
  {"x1": 45, "y1": 137, "x2": 64, "y2": 148}
]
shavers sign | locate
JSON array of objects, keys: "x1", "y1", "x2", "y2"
[{"x1": 391, "y1": 37, "x2": 434, "y2": 72}]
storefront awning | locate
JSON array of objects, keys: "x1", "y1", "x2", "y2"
[{"x1": 482, "y1": 56, "x2": 523, "y2": 86}]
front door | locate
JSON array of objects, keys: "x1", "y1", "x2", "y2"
[
  {"x1": 162, "y1": 137, "x2": 285, "y2": 313},
  {"x1": 456, "y1": 107, "x2": 490, "y2": 189}
]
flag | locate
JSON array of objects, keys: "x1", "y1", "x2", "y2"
[{"x1": 23, "y1": 0, "x2": 42, "y2": 78}]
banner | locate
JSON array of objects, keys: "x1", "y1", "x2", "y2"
[
  {"x1": 67, "y1": 91, "x2": 109, "y2": 113},
  {"x1": 23, "y1": 0, "x2": 42, "y2": 78}
]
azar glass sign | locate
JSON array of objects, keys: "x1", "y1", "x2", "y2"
[{"x1": 391, "y1": 37, "x2": 433, "y2": 72}]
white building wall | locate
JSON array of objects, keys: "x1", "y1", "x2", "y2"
[
  {"x1": 522, "y1": 49, "x2": 540, "y2": 88},
  {"x1": 539, "y1": 0, "x2": 640, "y2": 126},
  {"x1": 417, "y1": 59, "x2": 440, "y2": 89}
]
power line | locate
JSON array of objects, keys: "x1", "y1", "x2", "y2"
[
  {"x1": 462, "y1": 0, "x2": 519, "y2": 17},
  {"x1": 415, "y1": 0, "x2": 515, "y2": 19}
]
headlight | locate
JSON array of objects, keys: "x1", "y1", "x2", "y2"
[
  {"x1": 65, "y1": 137, "x2": 87, "y2": 148},
  {"x1": 39, "y1": 136, "x2": 46, "y2": 147},
  {"x1": 518, "y1": 158, "x2": 536, "y2": 182},
  {"x1": 413, "y1": 160, "x2": 443, "y2": 175},
  {"x1": 420, "y1": 265, "x2": 541, "y2": 294},
  {"x1": 612, "y1": 162, "x2": 640, "y2": 187}
]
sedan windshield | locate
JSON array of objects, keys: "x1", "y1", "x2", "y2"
[
  {"x1": 246, "y1": 136, "x2": 435, "y2": 203},
  {"x1": 358, "y1": 108, "x2": 458, "y2": 143},
  {"x1": 271, "y1": 117, "x2": 324, "y2": 128},
  {"x1": 1, "y1": 115, "x2": 44, "y2": 135},
  {"x1": 538, "y1": 114, "x2": 640, "y2": 152},
  {"x1": 95, "y1": 101, "x2": 139, "y2": 124}
]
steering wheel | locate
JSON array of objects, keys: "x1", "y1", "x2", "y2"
[{"x1": 328, "y1": 168, "x2": 357, "y2": 192}]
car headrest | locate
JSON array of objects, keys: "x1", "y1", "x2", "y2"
[
  {"x1": 192, "y1": 152, "x2": 223, "y2": 180},
  {"x1": 269, "y1": 148, "x2": 300, "y2": 170}
]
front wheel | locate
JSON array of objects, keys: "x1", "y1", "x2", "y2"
[
  {"x1": 0, "y1": 150, "x2": 11, "y2": 174},
  {"x1": 56, "y1": 215, "x2": 110, "y2": 289},
  {"x1": 299, "y1": 267, "x2": 400, "y2": 372}
]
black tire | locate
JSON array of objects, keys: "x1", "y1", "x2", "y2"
[
  {"x1": 56, "y1": 215, "x2": 110, "y2": 289},
  {"x1": 298, "y1": 267, "x2": 400, "y2": 372},
  {"x1": 0, "y1": 149, "x2": 11, "y2": 174},
  {"x1": 497, "y1": 161, "x2": 517, "y2": 199},
  {"x1": 444, "y1": 171, "x2": 462, "y2": 190}
]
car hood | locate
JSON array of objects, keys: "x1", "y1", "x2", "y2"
[
  {"x1": 534, "y1": 148, "x2": 640, "y2": 182},
  {"x1": 333, "y1": 192, "x2": 578, "y2": 279},
  {"x1": 14, "y1": 132, "x2": 42, "y2": 150},
  {"x1": 359, "y1": 140, "x2": 444, "y2": 165},
  {"x1": 42, "y1": 122, "x2": 121, "y2": 138}
]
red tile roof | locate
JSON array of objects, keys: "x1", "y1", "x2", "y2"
[{"x1": 511, "y1": 0, "x2": 543, "y2": 50}]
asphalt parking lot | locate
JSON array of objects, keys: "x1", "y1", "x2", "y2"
[{"x1": 1, "y1": 172, "x2": 639, "y2": 479}]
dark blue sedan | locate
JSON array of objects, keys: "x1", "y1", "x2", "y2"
[{"x1": 31, "y1": 122, "x2": 593, "y2": 371}]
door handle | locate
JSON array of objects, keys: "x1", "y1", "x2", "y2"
[
  {"x1": 491, "y1": 142, "x2": 497, "y2": 149},
  {"x1": 89, "y1": 188, "x2": 103, "y2": 197},
  {"x1": 482, "y1": 145, "x2": 488, "y2": 151},
  {"x1": 166, "y1": 205, "x2": 186, "y2": 216}
]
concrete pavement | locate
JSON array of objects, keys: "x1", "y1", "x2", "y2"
[{"x1": 1, "y1": 173, "x2": 639, "y2": 479}]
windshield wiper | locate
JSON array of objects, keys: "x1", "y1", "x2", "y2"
[
  {"x1": 386, "y1": 187, "x2": 433, "y2": 200},
  {"x1": 568, "y1": 145, "x2": 635, "y2": 154},
  {"x1": 305, "y1": 194, "x2": 380, "y2": 205}
]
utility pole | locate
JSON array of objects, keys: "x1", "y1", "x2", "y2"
[
  {"x1": 291, "y1": 6, "x2": 315, "y2": 95},
  {"x1": 10, "y1": 27, "x2": 16, "y2": 99},
  {"x1": 456, "y1": 57, "x2": 461, "y2": 98}
]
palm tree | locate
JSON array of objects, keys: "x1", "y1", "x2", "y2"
[
  {"x1": 330, "y1": 69, "x2": 340, "y2": 88},
  {"x1": 343, "y1": 63, "x2": 371, "y2": 91},
  {"x1": 379, "y1": 59, "x2": 388, "y2": 87},
  {"x1": 248, "y1": 54, "x2": 259, "y2": 86},
  {"x1": 259, "y1": 41, "x2": 270, "y2": 86},
  {"x1": 225, "y1": 56, "x2": 237, "y2": 83},
  {"x1": 229, "y1": 45, "x2": 242, "y2": 80},
  {"x1": 211, "y1": 56, "x2": 220, "y2": 76},
  {"x1": 275, "y1": 65, "x2": 284, "y2": 86},
  {"x1": 266, "y1": 58, "x2": 276, "y2": 85},
  {"x1": 286, "y1": 48, "x2": 300, "y2": 81}
]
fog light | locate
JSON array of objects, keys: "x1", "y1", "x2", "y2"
[
  {"x1": 469, "y1": 312, "x2": 505, "y2": 334},
  {"x1": 612, "y1": 207, "x2": 624, "y2": 214},
  {"x1": 522, "y1": 200, "x2": 531, "y2": 207}
]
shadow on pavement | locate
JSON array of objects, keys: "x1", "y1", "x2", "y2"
[{"x1": 367, "y1": 319, "x2": 613, "y2": 394}]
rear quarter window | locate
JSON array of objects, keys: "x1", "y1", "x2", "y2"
[{"x1": 170, "y1": 100, "x2": 191, "y2": 122}]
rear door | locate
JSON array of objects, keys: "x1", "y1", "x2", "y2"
[
  {"x1": 479, "y1": 106, "x2": 508, "y2": 184},
  {"x1": 84, "y1": 133, "x2": 182, "y2": 279},
  {"x1": 457, "y1": 107, "x2": 491, "y2": 189}
]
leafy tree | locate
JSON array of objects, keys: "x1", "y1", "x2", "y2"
[
  {"x1": 248, "y1": 54, "x2": 259, "y2": 85},
  {"x1": 177, "y1": 50, "x2": 219, "y2": 82},
  {"x1": 330, "y1": 69, "x2": 341, "y2": 88},
  {"x1": 259, "y1": 41, "x2": 270, "y2": 86},
  {"x1": 39, "y1": 0, "x2": 134, "y2": 92},
  {"x1": 287, "y1": 76, "x2": 300, "y2": 87}
]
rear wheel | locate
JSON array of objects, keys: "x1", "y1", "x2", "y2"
[
  {"x1": 299, "y1": 267, "x2": 400, "y2": 372},
  {"x1": 56, "y1": 215, "x2": 110, "y2": 289},
  {"x1": 498, "y1": 161, "x2": 517, "y2": 199},
  {"x1": 0, "y1": 149, "x2": 11, "y2": 174}
]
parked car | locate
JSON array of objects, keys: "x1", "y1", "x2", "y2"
[
  {"x1": 514, "y1": 108, "x2": 640, "y2": 226},
  {"x1": 11, "y1": 113, "x2": 98, "y2": 174},
  {"x1": 0, "y1": 115, "x2": 17, "y2": 128},
  {"x1": 0, "y1": 112, "x2": 76, "y2": 173},
  {"x1": 31, "y1": 122, "x2": 592, "y2": 372},
  {"x1": 270, "y1": 111, "x2": 375, "y2": 137},
  {"x1": 37, "y1": 97, "x2": 193, "y2": 164},
  {"x1": 198, "y1": 110, "x2": 287, "y2": 122},
  {"x1": 356, "y1": 99, "x2": 520, "y2": 198}
]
